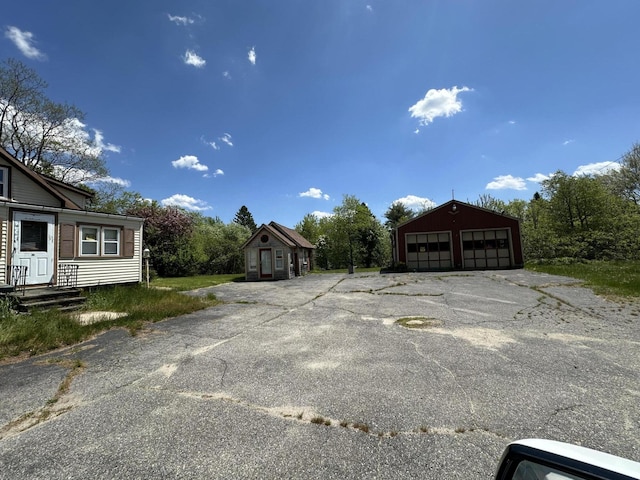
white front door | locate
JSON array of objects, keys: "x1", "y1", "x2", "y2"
[{"x1": 12, "y1": 212, "x2": 55, "y2": 285}]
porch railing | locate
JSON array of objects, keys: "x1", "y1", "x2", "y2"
[
  {"x1": 57, "y1": 263, "x2": 79, "y2": 289},
  {"x1": 7, "y1": 265, "x2": 28, "y2": 295}
]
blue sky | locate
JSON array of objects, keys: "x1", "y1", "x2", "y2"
[{"x1": 3, "y1": 1, "x2": 640, "y2": 227}]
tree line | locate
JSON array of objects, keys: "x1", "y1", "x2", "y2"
[{"x1": 2, "y1": 57, "x2": 639, "y2": 276}]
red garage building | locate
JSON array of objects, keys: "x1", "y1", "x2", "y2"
[{"x1": 393, "y1": 200, "x2": 524, "y2": 271}]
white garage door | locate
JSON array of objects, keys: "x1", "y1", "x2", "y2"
[
  {"x1": 462, "y1": 229, "x2": 511, "y2": 269},
  {"x1": 405, "y1": 232, "x2": 452, "y2": 270}
]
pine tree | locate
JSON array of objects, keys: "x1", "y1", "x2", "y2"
[{"x1": 233, "y1": 205, "x2": 257, "y2": 232}]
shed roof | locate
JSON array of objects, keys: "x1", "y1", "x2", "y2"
[{"x1": 269, "y1": 222, "x2": 315, "y2": 249}]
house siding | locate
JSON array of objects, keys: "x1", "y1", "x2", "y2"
[
  {"x1": 0, "y1": 160, "x2": 64, "y2": 207},
  {"x1": 56, "y1": 212, "x2": 143, "y2": 287},
  {"x1": 0, "y1": 206, "x2": 7, "y2": 279}
]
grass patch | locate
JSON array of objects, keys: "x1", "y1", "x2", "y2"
[
  {"x1": 150, "y1": 274, "x2": 244, "y2": 291},
  {"x1": 526, "y1": 260, "x2": 640, "y2": 298},
  {"x1": 311, "y1": 267, "x2": 382, "y2": 275},
  {"x1": 0, "y1": 284, "x2": 219, "y2": 362},
  {"x1": 395, "y1": 317, "x2": 442, "y2": 329}
]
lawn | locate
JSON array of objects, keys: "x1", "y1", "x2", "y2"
[
  {"x1": 526, "y1": 260, "x2": 640, "y2": 297},
  {"x1": 0, "y1": 278, "x2": 233, "y2": 362},
  {"x1": 150, "y1": 274, "x2": 244, "y2": 291}
]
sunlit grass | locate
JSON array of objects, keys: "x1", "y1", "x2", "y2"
[
  {"x1": 150, "y1": 274, "x2": 244, "y2": 291},
  {"x1": 526, "y1": 260, "x2": 640, "y2": 297},
  {"x1": 0, "y1": 284, "x2": 219, "y2": 361}
]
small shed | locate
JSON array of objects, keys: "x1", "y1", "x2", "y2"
[
  {"x1": 393, "y1": 200, "x2": 523, "y2": 271},
  {"x1": 243, "y1": 222, "x2": 315, "y2": 281}
]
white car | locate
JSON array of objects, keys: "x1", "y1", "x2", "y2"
[{"x1": 495, "y1": 439, "x2": 640, "y2": 480}]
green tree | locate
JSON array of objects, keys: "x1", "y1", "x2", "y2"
[
  {"x1": 191, "y1": 216, "x2": 251, "y2": 274},
  {"x1": 317, "y1": 195, "x2": 389, "y2": 269},
  {"x1": 383, "y1": 201, "x2": 414, "y2": 230},
  {"x1": 0, "y1": 58, "x2": 108, "y2": 183},
  {"x1": 127, "y1": 203, "x2": 197, "y2": 277},
  {"x1": 88, "y1": 183, "x2": 147, "y2": 214},
  {"x1": 295, "y1": 213, "x2": 322, "y2": 245},
  {"x1": 233, "y1": 205, "x2": 257, "y2": 232},
  {"x1": 604, "y1": 143, "x2": 640, "y2": 205}
]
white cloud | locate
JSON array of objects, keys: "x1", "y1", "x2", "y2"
[
  {"x1": 87, "y1": 175, "x2": 131, "y2": 187},
  {"x1": 486, "y1": 175, "x2": 527, "y2": 190},
  {"x1": 408, "y1": 86, "x2": 472, "y2": 127},
  {"x1": 171, "y1": 155, "x2": 208, "y2": 172},
  {"x1": 4, "y1": 26, "x2": 46, "y2": 60},
  {"x1": 204, "y1": 168, "x2": 224, "y2": 178},
  {"x1": 167, "y1": 14, "x2": 194, "y2": 25},
  {"x1": 573, "y1": 161, "x2": 620, "y2": 177},
  {"x1": 219, "y1": 133, "x2": 233, "y2": 147},
  {"x1": 161, "y1": 194, "x2": 211, "y2": 211},
  {"x1": 222, "y1": 71, "x2": 231, "y2": 79},
  {"x1": 248, "y1": 46, "x2": 256, "y2": 65},
  {"x1": 508, "y1": 120, "x2": 516, "y2": 125},
  {"x1": 563, "y1": 139, "x2": 575, "y2": 146},
  {"x1": 183, "y1": 50, "x2": 206, "y2": 68},
  {"x1": 393, "y1": 195, "x2": 436, "y2": 211},
  {"x1": 366, "y1": 5, "x2": 373, "y2": 12},
  {"x1": 527, "y1": 173, "x2": 551, "y2": 183},
  {"x1": 312, "y1": 211, "x2": 333, "y2": 219},
  {"x1": 93, "y1": 129, "x2": 121, "y2": 153},
  {"x1": 299, "y1": 187, "x2": 330, "y2": 200}
]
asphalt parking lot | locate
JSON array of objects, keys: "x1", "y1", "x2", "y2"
[{"x1": 1, "y1": 270, "x2": 639, "y2": 479}]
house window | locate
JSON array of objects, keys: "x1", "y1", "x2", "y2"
[
  {"x1": 0, "y1": 166, "x2": 8, "y2": 198},
  {"x1": 248, "y1": 249, "x2": 257, "y2": 270},
  {"x1": 103, "y1": 228, "x2": 120, "y2": 255},
  {"x1": 81, "y1": 227, "x2": 99, "y2": 255},
  {"x1": 275, "y1": 249, "x2": 284, "y2": 270},
  {"x1": 80, "y1": 225, "x2": 122, "y2": 256}
]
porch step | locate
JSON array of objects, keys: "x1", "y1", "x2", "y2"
[{"x1": 10, "y1": 288, "x2": 86, "y2": 313}]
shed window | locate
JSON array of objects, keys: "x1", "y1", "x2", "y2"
[
  {"x1": 248, "y1": 249, "x2": 257, "y2": 271},
  {"x1": 275, "y1": 249, "x2": 284, "y2": 270}
]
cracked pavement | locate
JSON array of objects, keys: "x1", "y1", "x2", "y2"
[{"x1": 1, "y1": 270, "x2": 639, "y2": 479}]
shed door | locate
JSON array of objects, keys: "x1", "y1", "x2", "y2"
[
  {"x1": 12, "y1": 212, "x2": 55, "y2": 285},
  {"x1": 259, "y1": 249, "x2": 273, "y2": 278},
  {"x1": 462, "y1": 229, "x2": 511, "y2": 269}
]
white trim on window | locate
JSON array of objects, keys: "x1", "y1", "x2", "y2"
[
  {"x1": 103, "y1": 227, "x2": 120, "y2": 255},
  {"x1": 80, "y1": 226, "x2": 99, "y2": 255},
  {"x1": 79, "y1": 225, "x2": 122, "y2": 256},
  {"x1": 0, "y1": 166, "x2": 9, "y2": 199}
]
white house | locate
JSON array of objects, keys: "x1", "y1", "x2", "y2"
[{"x1": 0, "y1": 146, "x2": 144, "y2": 289}]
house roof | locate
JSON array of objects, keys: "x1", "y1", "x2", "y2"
[
  {"x1": 0, "y1": 145, "x2": 83, "y2": 210},
  {"x1": 269, "y1": 222, "x2": 315, "y2": 249}
]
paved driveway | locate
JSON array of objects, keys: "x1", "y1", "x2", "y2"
[{"x1": 1, "y1": 270, "x2": 639, "y2": 479}]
